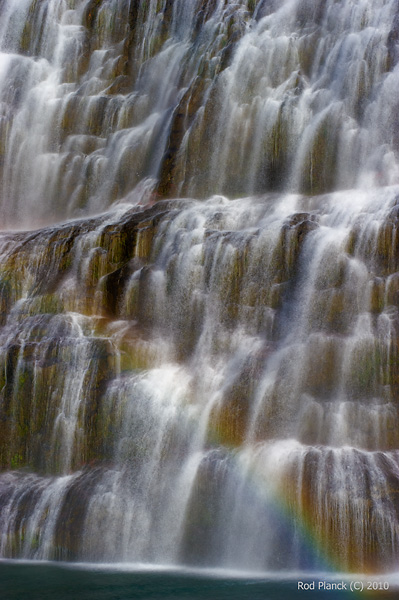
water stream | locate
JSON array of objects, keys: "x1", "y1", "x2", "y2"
[{"x1": 1, "y1": 0, "x2": 399, "y2": 577}]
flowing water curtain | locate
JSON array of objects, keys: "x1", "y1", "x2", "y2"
[
  {"x1": 1, "y1": 0, "x2": 399, "y2": 575},
  {"x1": 0, "y1": 0, "x2": 254, "y2": 226},
  {"x1": 1, "y1": 0, "x2": 399, "y2": 227},
  {"x1": 2, "y1": 188, "x2": 399, "y2": 569}
]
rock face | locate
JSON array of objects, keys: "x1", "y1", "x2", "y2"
[
  {"x1": 1, "y1": 0, "x2": 399, "y2": 576},
  {"x1": 1, "y1": 0, "x2": 399, "y2": 226},
  {"x1": 1, "y1": 189, "x2": 399, "y2": 571}
]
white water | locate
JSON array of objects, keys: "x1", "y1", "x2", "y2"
[
  {"x1": 0, "y1": 0, "x2": 399, "y2": 575},
  {"x1": 0, "y1": 0, "x2": 398, "y2": 225},
  {"x1": 0, "y1": 185, "x2": 399, "y2": 570}
]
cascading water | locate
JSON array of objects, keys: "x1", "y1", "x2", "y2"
[{"x1": 1, "y1": 0, "x2": 399, "y2": 576}]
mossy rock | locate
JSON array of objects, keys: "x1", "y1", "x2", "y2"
[{"x1": 369, "y1": 277, "x2": 385, "y2": 313}]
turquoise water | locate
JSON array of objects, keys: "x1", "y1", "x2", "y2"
[{"x1": 0, "y1": 563, "x2": 398, "y2": 600}]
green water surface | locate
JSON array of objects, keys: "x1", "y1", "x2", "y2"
[{"x1": 0, "y1": 563, "x2": 397, "y2": 600}]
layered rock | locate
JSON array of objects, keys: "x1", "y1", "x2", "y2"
[
  {"x1": 1, "y1": 0, "x2": 399, "y2": 226},
  {"x1": 1, "y1": 187, "x2": 399, "y2": 570}
]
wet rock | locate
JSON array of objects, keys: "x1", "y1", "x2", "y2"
[
  {"x1": 274, "y1": 213, "x2": 319, "y2": 281},
  {"x1": 299, "y1": 112, "x2": 340, "y2": 195},
  {"x1": 179, "y1": 450, "x2": 231, "y2": 566},
  {"x1": 100, "y1": 259, "x2": 141, "y2": 316},
  {"x1": 386, "y1": 273, "x2": 399, "y2": 307},
  {"x1": 254, "y1": 0, "x2": 278, "y2": 20},
  {"x1": 53, "y1": 469, "x2": 104, "y2": 560},
  {"x1": 370, "y1": 277, "x2": 385, "y2": 313},
  {"x1": 157, "y1": 76, "x2": 210, "y2": 197},
  {"x1": 387, "y1": 9, "x2": 399, "y2": 71},
  {"x1": 295, "y1": 0, "x2": 327, "y2": 29},
  {"x1": 302, "y1": 335, "x2": 340, "y2": 399},
  {"x1": 376, "y1": 220, "x2": 399, "y2": 276},
  {"x1": 210, "y1": 347, "x2": 267, "y2": 447}
]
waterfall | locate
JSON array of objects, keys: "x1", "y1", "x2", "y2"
[
  {"x1": 1, "y1": 0, "x2": 399, "y2": 575},
  {"x1": 1, "y1": 0, "x2": 398, "y2": 226}
]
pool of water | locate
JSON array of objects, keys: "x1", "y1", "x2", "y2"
[{"x1": 1, "y1": 562, "x2": 398, "y2": 600}]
